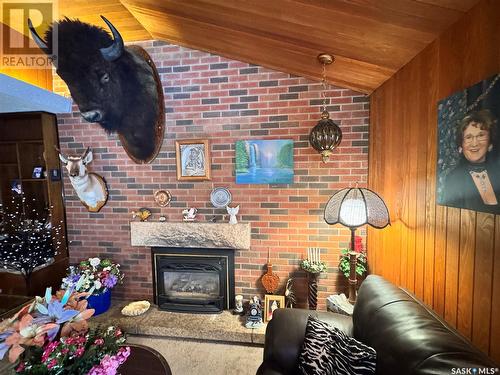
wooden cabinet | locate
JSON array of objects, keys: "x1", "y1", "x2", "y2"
[{"x1": 0, "y1": 112, "x2": 68, "y2": 299}]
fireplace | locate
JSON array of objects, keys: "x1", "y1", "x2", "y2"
[{"x1": 152, "y1": 247, "x2": 235, "y2": 313}]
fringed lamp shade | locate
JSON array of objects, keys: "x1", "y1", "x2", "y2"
[
  {"x1": 324, "y1": 187, "x2": 390, "y2": 304},
  {"x1": 324, "y1": 187, "x2": 390, "y2": 229},
  {"x1": 309, "y1": 110, "x2": 342, "y2": 163}
]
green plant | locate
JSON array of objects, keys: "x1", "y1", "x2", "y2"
[
  {"x1": 338, "y1": 248, "x2": 367, "y2": 279},
  {"x1": 300, "y1": 259, "x2": 327, "y2": 274}
]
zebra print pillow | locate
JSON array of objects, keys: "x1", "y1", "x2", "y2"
[{"x1": 298, "y1": 316, "x2": 376, "y2": 375}]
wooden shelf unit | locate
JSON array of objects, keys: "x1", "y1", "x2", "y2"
[{"x1": 0, "y1": 112, "x2": 69, "y2": 297}]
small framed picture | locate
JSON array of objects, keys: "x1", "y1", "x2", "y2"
[
  {"x1": 175, "y1": 139, "x2": 211, "y2": 181},
  {"x1": 264, "y1": 294, "x2": 285, "y2": 322},
  {"x1": 32, "y1": 166, "x2": 44, "y2": 179}
]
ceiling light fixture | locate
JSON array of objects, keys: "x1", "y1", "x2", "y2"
[{"x1": 309, "y1": 53, "x2": 342, "y2": 163}]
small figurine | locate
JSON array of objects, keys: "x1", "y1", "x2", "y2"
[
  {"x1": 233, "y1": 294, "x2": 244, "y2": 315},
  {"x1": 132, "y1": 208, "x2": 152, "y2": 222},
  {"x1": 226, "y1": 205, "x2": 239, "y2": 225},
  {"x1": 285, "y1": 278, "x2": 296, "y2": 308},
  {"x1": 182, "y1": 207, "x2": 197, "y2": 221},
  {"x1": 245, "y1": 296, "x2": 264, "y2": 329}
]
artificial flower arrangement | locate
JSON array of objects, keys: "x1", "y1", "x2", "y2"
[
  {"x1": 0, "y1": 277, "x2": 130, "y2": 374},
  {"x1": 339, "y1": 235, "x2": 367, "y2": 278},
  {"x1": 0, "y1": 279, "x2": 94, "y2": 364},
  {"x1": 15, "y1": 326, "x2": 129, "y2": 375},
  {"x1": 62, "y1": 257, "x2": 124, "y2": 295}
]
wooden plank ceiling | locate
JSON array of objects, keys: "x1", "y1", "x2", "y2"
[{"x1": 58, "y1": 0, "x2": 480, "y2": 94}]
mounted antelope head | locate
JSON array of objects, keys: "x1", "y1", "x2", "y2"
[{"x1": 58, "y1": 147, "x2": 108, "y2": 212}]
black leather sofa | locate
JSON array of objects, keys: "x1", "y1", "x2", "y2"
[{"x1": 257, "y1": 275, "x2": 498, "y2": 374}]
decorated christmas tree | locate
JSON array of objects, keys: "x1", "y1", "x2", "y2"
[{"x1": 0, "y1": 194, "x2": 65, "y2": 293}]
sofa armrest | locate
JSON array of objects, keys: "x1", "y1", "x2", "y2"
[{"x1": 260, "y1": 308, "x2": 353, "y2": 375}]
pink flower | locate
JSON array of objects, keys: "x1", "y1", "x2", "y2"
[
  {"x1": 88, "y1": 351, "x2": 127, "y2": 375},
  {"x1": 42, "y1": 340, "x2": 59, "y2": 361},
  {"x1": 94, "y1": 338, "x2": 104, "y2": 346},
  {"x1": 61, "y1": 348, "x2": 69, "y2": 355},
  {"x1": 74, "y1": 346, "x2": 85, "y2": 357},
  {"x1": 15, "y1": 361, "x2": 25, "y2": 372},
  {"x1": 47, "y1": 359, "x2": 58, "y2": 369},
  {"x1": 117, "y1": 346, "x2": 130, "y2": 364}
]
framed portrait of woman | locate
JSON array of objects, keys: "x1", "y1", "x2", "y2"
[
  {"x1": 436, "y1": 73, "x2": 500, "y2": 215},
  {"x1": 175, "y1": 139, "x2": 211, "y2": 181}
]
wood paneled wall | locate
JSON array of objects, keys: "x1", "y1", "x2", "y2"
[
  {"x1": 368, "y1": 0, "x2": 500, "y2": 362},
  {"x1": 0, "y1": 22, "x2": 52, "y2": 90}
]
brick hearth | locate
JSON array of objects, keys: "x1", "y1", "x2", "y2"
[{"x1": 90, "y1": 300, "x2": 266, "y2": 345}]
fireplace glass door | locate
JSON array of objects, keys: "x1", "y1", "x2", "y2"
[
  {"x1": 153, "y1": 248, "x2": 234, "y2": 314},
  {"x1": 162, "y1": 268, "x2": 220, "y2": 301}
]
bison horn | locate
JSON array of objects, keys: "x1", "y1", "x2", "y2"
[
  {"x1": 27, "y1": 18, "x2": 49, "y2": 54},
  {"x1": 99, "y1": 16, "x2": 124, "y2": 61}
]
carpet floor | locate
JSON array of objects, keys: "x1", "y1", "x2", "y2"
[{"x1": 127, "y1": 335, "x2": 264, "y2": 375}]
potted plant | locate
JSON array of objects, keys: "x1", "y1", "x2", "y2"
[
  {"x1": 339, "y1": 236, "x2": 368, "y2": 283},
  {"x1": 61, "y1": 258, "x2": 124, "y2": 316}
]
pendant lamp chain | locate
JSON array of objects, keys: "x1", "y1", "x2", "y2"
[{"x1": 321, "y1": 62, "x2": 328, "y2": 113}]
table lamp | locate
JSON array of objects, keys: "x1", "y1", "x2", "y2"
[{"x1": 324, "y1": 187, "x2": 390, "y2": 303}]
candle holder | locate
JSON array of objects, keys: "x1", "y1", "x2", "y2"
[{"x1": 300, "y1": 248, "x2": 327, "y2": 310}]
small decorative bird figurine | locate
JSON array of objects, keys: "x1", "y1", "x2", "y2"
[
  {"x1": 182, "y1": 207, "x2": 197, "y2": 221},
  {"x1": 132, "y1": 208, "x2": 152, "y2": 222}
]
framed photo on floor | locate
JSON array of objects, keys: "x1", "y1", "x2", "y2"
[
  {"x1": 264, "y1": 294, "x2": 285, "y2": 322},
  {"x1": 175, "y1": 139, "x2": 211, "y2": 181}
]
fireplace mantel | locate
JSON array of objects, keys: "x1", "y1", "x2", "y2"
[{"x1": 130, "y1": 222, "x2": 251, "y2": 250}]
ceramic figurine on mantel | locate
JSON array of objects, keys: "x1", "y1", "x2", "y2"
[
  {"x1": 182, "y1": 207, "x2": 197, "y2": 221},
  {"x1": 245, "y1": 296, "x2": 264, "y2": 329},
  {"x1": 233, "y1": 294, "x2": 244, "y2": 315},
  {"x1": 132, "y1": 207, "x2": 152, "y2": 222},
  {"x1": 285, "y1": 278, "x2": 296, "y2": 308},
  {"x1": 226, "y1": 205, "x2": 239, "y2": 225}
]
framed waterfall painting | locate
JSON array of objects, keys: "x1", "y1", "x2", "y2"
[{"x1": 235, "y1": 139, "x2": 294, "y2": 184}]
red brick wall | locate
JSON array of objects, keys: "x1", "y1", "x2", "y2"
[{"x1": 54, "y1": 41, "x2": 369, "y2": 310}]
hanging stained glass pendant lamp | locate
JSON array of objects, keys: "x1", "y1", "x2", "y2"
[{"x1": 309, "y1": 53, "x2": 342, "y2": 162}]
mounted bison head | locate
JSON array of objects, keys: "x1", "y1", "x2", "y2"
[{"x1": 29, "y1": 16, "x2": 164, "y2": 163}]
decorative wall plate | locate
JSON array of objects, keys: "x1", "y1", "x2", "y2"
[
  {"x1": 210, "y1": 187, "x2": 232, "y2": 208},
  {"x1": 154, "y1": 190, "x2": 172, "y2": 207},
  {"x1": 121, "y1": 300, "x2": 151, "y2": 316}
]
